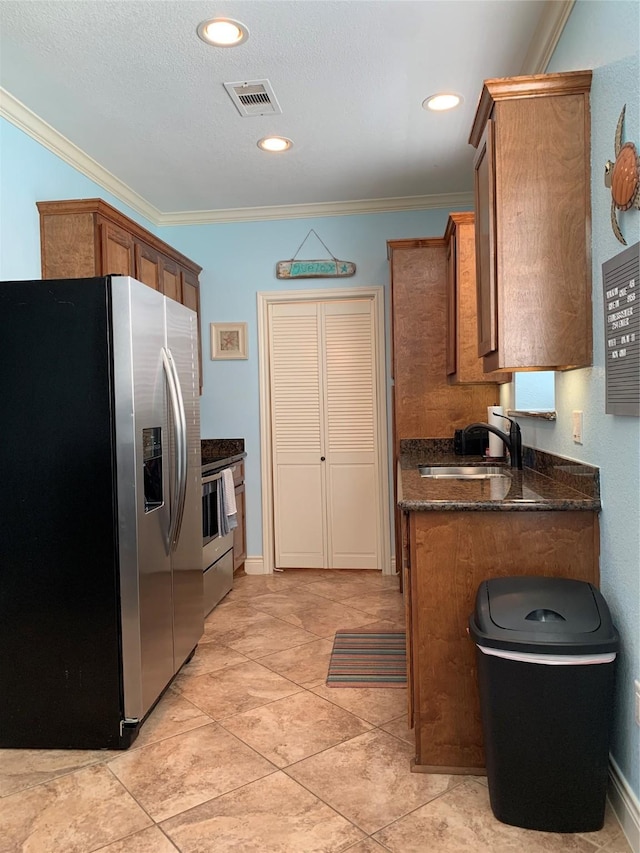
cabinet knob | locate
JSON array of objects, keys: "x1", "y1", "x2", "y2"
[{"x1": 320, "y1": 456, "x2": 326, "y2": 461}]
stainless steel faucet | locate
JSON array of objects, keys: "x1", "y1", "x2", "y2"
[{"x1": 462, "y1": 414, "x2": 523, "y2": 469}]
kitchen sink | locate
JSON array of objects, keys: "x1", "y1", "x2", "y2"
[{"x1": 418, "y1": 465, "x2": 509, "y2": 479}]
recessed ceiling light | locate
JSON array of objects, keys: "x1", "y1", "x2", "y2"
[
  {"x1": 197, "y1": 18, "x2": 249, "y2": 47},
  {"x1": 423, "y1": 93, "x2": 463, "y2": 112},
  {"x1": 257, "y1": 136, "x2": 293, "y2": 152}
]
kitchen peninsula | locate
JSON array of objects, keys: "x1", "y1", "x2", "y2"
[{"x1": 398, "y1": 439, "x2": 600, "y2": 773}]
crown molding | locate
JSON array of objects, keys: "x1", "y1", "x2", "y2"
[
  {"x1": 0, "y1": 88, "x2": 163, "y2": 226},
  {"x1": 520, "y1": 0, "x2": 575, "y2": 75},
  {"x1": 156, "y1": 193, "x2": 475, "y2": 226},
  {"x1": 1, "y1": 87, "x2": 473, "y2": 226}
]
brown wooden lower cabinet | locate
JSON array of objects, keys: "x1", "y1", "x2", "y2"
[
  {"x1": 401, "y1": 509, "x2": 414, "y2": 729},
  {"x1": 232, "y1": 462, "x2": 247, "y2": 572},
  {"x1": 407, "y1": 509, "x2": 600, "y2": 773}
]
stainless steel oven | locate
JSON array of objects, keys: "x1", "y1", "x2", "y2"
[{"x1": 201, "y1": 467, "x2": 234, "y2": 616}]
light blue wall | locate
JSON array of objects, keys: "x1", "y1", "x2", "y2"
[
  {"x1": 0, "y1": 113, "x2": 457, "y2": 562},
  {"x1": 1, "y1": 0, "x2": 637, "y2": 798},
  {"x1": 0, "y1": 118, "x2": 159, "y2": 281},
  {"x1": 514, "y1": 371, "x2": 555, "y2": 411},
  {"x1": 502, "y1": 0, "x2": 640, "y2": 798},
  {"x1": 163, "y1": 209, "x2": 457, "y2": 560}
]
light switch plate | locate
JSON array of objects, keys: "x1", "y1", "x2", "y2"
[{"x1": 572, "y1": 410, "x2": 583, "y2": 444}]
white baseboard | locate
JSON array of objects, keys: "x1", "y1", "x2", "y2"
[
  {"x1": 608, "y1": 756, "x2": 640, "y2": 853},
  {"x1": 244, "y1": 556, "x2": 397, "y2": 577},
  {"x1": 243, "y1": 557, "x2": 268, "y2": 575}
]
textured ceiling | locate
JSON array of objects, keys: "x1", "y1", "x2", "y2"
[{"x1": 0, "y1": 1, "x2": 561, "y2": 221}]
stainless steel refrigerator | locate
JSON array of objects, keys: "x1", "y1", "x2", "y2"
[{"x1": 0, "y1": 275, "x2": 203, "y2": 749}]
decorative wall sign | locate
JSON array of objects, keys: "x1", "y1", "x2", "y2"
[
  {"x1": 602, "y1": 241, "x2": 639, "y2": 415},
  {"x1": 276, "y1": 259, "x2": 356, "y2": 279},
  {"x1": 604, "y1": 105, "x2": 640, "y2": 245},
  {"x1": 210, "y1": 322, "x2": 248, "y2": 360},
  {"x1": 276, "y1": 229, "x2": 355, "y2": 279}
]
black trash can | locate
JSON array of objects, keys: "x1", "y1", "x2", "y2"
[{"x1": 469, "y1": 576, "x2": 619, "y2": 833}]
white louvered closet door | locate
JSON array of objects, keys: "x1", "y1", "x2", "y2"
[
  {"x1": 269, "y1": 299, "x2": 381, "y2": 569},
  {"x1": 270, "y1": 302, "x2": 326, "y2": 568},
  {"x1": 323, "y1": 300, "x2": 380, "y2": 568}
]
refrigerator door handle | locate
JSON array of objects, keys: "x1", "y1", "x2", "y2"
[
  {"x1": 168, "y1": 346, "x2": 188, "y2": 549},
  {"x1": 161, "y1": 347, "x2": 188, "y2": 551}
]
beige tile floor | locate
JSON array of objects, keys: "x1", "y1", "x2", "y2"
[{"x1": 0, "y1": 569, "x2": 632, "y2": 853}]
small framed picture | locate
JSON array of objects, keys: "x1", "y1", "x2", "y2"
[{"x1": 210, "y1": 322, "x2": 248, "y2": 360}]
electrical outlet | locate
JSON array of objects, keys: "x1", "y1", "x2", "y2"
[
  {"x1": 635, "y1": 680, "x2": 640, "y2": 727},
  {"x1": 572, "y1": 410, "x2": 583, "y2": 444}
]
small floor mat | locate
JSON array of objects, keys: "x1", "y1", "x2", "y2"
[{"x1": 326, "y1": 629, "x2": 407, "y2": 688}]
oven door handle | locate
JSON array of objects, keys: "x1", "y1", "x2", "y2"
[
  {"x1": 202, "y1": 465, "x2": 235, "y2": 486},
  {"x1": 162, "y1": 347, "x2": 188, "y2": 552}
]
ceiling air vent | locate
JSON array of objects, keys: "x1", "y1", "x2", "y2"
[{"x1": 223, "y1": 79, "x2": 282, "y2": 117}]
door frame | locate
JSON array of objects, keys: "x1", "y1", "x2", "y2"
[{"x1": 257, "y1": 286, "x2": 391, "y2": 575}]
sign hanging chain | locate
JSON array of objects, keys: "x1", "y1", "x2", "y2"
[
  {"x1": 276, "y1": 229, "x2": 356, "y2": 279},
  {"x1": 288, "y1": 228, "x2": 339, "y2": 262}
]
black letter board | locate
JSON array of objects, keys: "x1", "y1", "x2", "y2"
[{"x1": 602, "y1": 241, "x2": 639, "y2": 416}]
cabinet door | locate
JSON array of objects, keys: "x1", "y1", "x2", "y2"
[
  {"x1": 392, "y1": 391, "x2": 403, "y2": 593},
  {"x1": 180, "y1": 269, "x2": 202, "y2": 393},
  {"x1": 446, "y1": 233, "x2": 457, "y2": 376},
  {"x1": 181, "y1": 269, "x2": 199, "y2": 312},
  {"x1": 160, "y1": 258, "x2": 181, "y2": 302},
  {"x1": 233, "y1": 483, "x2": 247, "y2": 571},
  {"x1": 100, "y1": 222, "x2": 135, "y2": 276},
  {"x1": 134, "y1": 242, "x2": 161, "y2": 290},
  {"x1": 232, "y1": 461, "x2": 244, "y2": 488},
  {"x1": 389, "y1": 265, "x2": 396, "y2": 381},
  {"x1": 448, "y1": 216, "x2": 511, "y2": 385},
  {"x1": 135, "y1": 244, "x2": 182, "y2": 301},
  {"x1": 473, "y1": 119, "x2": 497, "y2": 358},
  {"x1": 40, "y1": 211, "x2": 98, "y2": 279},
  {"x1": 401, "y1": 510, "x2": 414, "y2": 730}
]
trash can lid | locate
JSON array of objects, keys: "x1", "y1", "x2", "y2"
[{"x1": 469, "y1": 576, "x2": 619, "y2": 655}]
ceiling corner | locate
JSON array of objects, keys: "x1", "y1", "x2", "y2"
[
  {"x1": 519, "y1": 0, "x2": 576, "y2": 74},
  {"x1": 0, "y1": 87, "x2": 163, "y2": 227}
]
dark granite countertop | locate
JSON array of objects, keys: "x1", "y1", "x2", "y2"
[
  {"x1": 201, "y1": 438, "x2": 246, "y2": 472},
  {"x1": 398, "y1": 439, "x2": 600, "y2": 512}
]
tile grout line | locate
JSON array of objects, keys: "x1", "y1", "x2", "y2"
[
  {"x1": 277, "y1": 761, "x2": 373, "y2": 841},
  {"x1": 1, "y1": 574, "x2": 403, "y2": 849},
  {"x1": 99, "y1": 762, "x2": 163, "y2": 840},
  {"x1": 107, "y1": 733, "x2": 281, "y2": 828},
  {"x1": 225, "y1": 574, "x2": 464, "y2": 845}
]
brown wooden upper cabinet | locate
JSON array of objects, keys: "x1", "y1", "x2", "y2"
[
  {"x1": 134, "y1": 242, "x2": 181, "y2": 300},
  {"x1": 445, "y1": 212, "x2": 511, "y2": 384},
  {"x1": 468, "y1": 70, "x2": 593, "y2": 372},
  {"x1": 37, "y1": 198, "x2": 203, "y2": 392}
]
